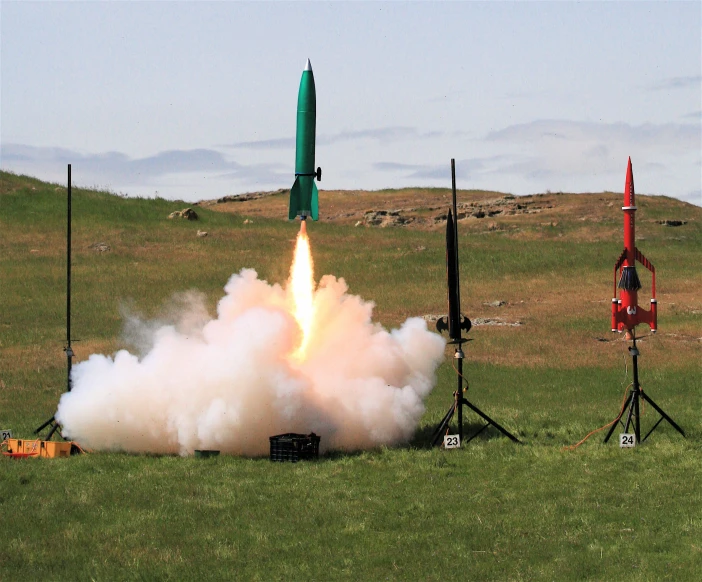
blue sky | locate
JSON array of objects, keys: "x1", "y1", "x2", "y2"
[{"x1": 2, "y1": 1, "x2": 700, "y2": 205}]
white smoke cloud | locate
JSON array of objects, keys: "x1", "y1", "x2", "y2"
[{"x1": 55, "y1": 269, "x2": 446, "y2": 456}]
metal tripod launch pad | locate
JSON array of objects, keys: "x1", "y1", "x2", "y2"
[
  {"x1": 431, "y1": 159, "x2": 521, "y2": 448},
  {"x1": 604, "y1": 335, "x2": 685, "y2": 445},
  {"x1": 430, "y1": 345, "x2": 521, "y2": 447}
]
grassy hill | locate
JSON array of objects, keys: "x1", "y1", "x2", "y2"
[{"x1": 1, "y1": 171, "x2": 701, "y2": 580}]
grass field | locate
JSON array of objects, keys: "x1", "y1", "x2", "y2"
[{"x1": 1, "y1": 171, "x2": 701, "y2": 580}]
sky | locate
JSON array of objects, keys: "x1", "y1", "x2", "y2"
[{"x1": 2, "y1": 1, "x2": 700, "y2": 205}]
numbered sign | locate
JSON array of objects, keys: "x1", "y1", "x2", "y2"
[
  {"x1": 443, "y1": 434, "x2": 461, "y2": 449},
  {"x1": 1, "y1": 429, "x2": 12, "y2": 441},
  {"x1": 620, "y1": 433, "x2": 636, "y2": 448}
]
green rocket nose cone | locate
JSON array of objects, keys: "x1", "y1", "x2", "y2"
[{"x1": 289, "y1": 59, "x2": 320, "y2": 221}]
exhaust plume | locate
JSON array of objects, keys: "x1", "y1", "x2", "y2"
[{"x1": 56, "y1": 232, "x2": 445, "y2": 456}]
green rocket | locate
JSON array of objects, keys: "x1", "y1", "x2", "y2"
[{"x1": 289, "y1": 59, "x2": 321, "y2": 220}]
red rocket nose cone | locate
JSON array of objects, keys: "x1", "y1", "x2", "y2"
[{"x1": 625, "y1": 157, "x2": 635, "y2": 206}]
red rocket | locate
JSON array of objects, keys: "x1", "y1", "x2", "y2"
[{"x1": 611, "y1": 158, "x2": 657, "y2": 334}]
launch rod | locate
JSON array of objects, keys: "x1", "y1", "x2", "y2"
[
  {"x1": 35, "y1": 165, "x2": 73, "y2": 435},
  {"x1": 66, "y1": 164, "x2": 73, "y2": 392},
  {"x1": 67, "y1": 164, "x2": 71, "y2": 348},
  {"x1": 451, "y1": 159, "x2": 460, "y2": 313},
  {"x1": 450, "y1": 159, "x2": 464, "y2": 442}
]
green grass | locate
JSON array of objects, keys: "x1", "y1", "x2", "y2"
[
  {"x1": 2, "y1": 442, "x2": 700, "y2": 580},
  {"x1": 1, "y1": 171, "x2": 701, "y2": 581}
]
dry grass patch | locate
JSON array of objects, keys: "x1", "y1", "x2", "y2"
[{"x1": 205, "y1": 189, "x2": 701, "y2": 253}]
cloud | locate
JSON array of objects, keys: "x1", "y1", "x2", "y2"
[
  {"x1": 486, "y1": 119, "x2": 700, "y2": 149},
  {"x1": 583, "y1": 144, "x2": 609, "y2": 160},
  {"x1": 217, "y1": 162, "x2": 288, "y2": 185},
  {"x1": 1, "y1": 144, "x2": 240, "y2": 182},
  {"x1": 224, "y1": 126, "x2": 442, "y2": 150},
  {"x1": 648, "y1": 75, "x2": 702, "y2": 91},
  {"x1": 0, "y1": 143, "x2": 287, "y2": 199},
  {"x1": 223, "y1": 137, "x2": 296, "y2": 150},
  {"x1": 374, "y1": 155, "x2": 516, "y2": 182},
  {"x1": 3, "y1": 118, "x2": 699, "y2": 205},
  {"x1": 480, "y1": 121, "x2": 701, "y2": 199},
  {"x1": 683, "y1": 110, "x2": 702, "y2": 119},
  {"x1": 681, "y1": 190, "x2": 702, "y2": 206},
  {"x1": 406, "y1": 158, "x2": 489, "y2": 181},
  {"x1": 373, "y1": 162, "x2": 424, "y2": 172},
  {"x1": 320, "y1": 127, "x2": 438, "y2": 145},
  {"x1": 374, "y1": 161, "x2": 456, "y2": 180}
]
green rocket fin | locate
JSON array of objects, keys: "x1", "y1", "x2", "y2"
[
  {"x1": 311, "y1": 181, "x2": 319, "y2": 220},
  {"x1": 289, "y1": 176, "x2": 302, "y2": 220}
]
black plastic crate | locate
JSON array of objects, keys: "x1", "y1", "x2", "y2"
[{"x1": 269, "y1": 433, "x2": 320, "y2": 462}]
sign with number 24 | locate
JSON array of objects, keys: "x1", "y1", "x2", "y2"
[{"x1": 620, "y1": 433, "x2": 636, "y2": 448}]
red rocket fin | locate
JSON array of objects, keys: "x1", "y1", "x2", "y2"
[
  {"x1": 614, "y1": 248, "x2": 626, "y2": 271},
  {"x1": 612, "y1": 248, "x2": 627, "y2": 296},
  {"x1": 635, "y1": 248, "x2": 655, "y2": 274},
  {"x1": 635, "y1": 248, "x2": 656, "y2": 299}
]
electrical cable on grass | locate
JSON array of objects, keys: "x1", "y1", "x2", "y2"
[
  {"x1": 436, "y1": 361, "x2": 470, "y2": 440},
  {"x1": 563, "y1": 383, "x2": 632, "y2": 450},
  {"x1": 563, "y1": 346, "x2": 650, "y2": 451},
  {"x1": 451, "y1": 360, "x2": 469, "y2": 393}
]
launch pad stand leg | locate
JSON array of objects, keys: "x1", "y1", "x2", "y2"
[
  {"x1": 604, "y1": 339, "x2": 684, "y2": 444},
  {"x1": 431, "y1": 347, "x2": 521, "y2": 447},
  {"x1": 459, "y1": 397, "x2": 522, "y2": 444},
  {"x1": 430, "y1": 393, "x2": 458, "y2": 447},
  {"x1": 35, "y1": 416, "x2": 66, "y2": 441}
]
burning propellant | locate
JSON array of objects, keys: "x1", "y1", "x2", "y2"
[{"x1": 290, "y1": 220, "x2": 315, "y2": 358}]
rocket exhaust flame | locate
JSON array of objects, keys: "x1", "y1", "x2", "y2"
[{"x1": 290, "y1": 220, "x2": 315, "y2": 359}]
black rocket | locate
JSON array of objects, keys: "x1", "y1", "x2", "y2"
[
  {"x1": 431, "y1": 159, "x2": 520, "y2": 447},
  {"x1": 436, "y1": 209, "x2": 471, "y2": 342}
]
